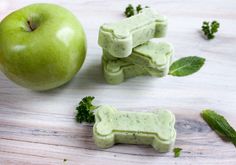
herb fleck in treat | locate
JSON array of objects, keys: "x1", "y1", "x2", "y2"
[
  {"x1": 201, "y1": 109, "x2": 236, "y2": 147},
  {"x1": 201, "y1": 21, "x2": 220, "y2": 40}
]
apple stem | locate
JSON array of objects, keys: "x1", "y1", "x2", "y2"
[{"x1": 27, "y1": 20, "x2": 36, "y2": 31}]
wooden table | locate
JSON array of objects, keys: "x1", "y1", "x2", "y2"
[{"x1": 0, "y1": 0, "x2": 236, "y2": 164}]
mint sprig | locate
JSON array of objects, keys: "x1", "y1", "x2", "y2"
[
  {"x1": 201, "y1": 109, "x2": 236, "y2": 147},
  {"x1": 169, "y1": 56, "x2": 205, "y2": 77}
]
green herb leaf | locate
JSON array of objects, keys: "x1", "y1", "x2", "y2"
[
  {"x1": 201, "y1": 20, "x2": 220, "y2": 40},
  {"x1": 124, "y1": 4, "x2": 135, "y2": 17},
  {"x1": 75, "y1": 96, "x2": 97, "y2": 123},
  {"x1": 124, "y1": 4, "x2": 148, "y2": 17},
  {"x1": 173, "y1": 147, "x2": 182, "y2": 157},
  {"x1": 136, "y1": 4, "x2": 142, "y2": 13},
  {"x1": 201, "y1": 109, "x2": 236, "y2": 146},
  {"x1": 169, "y1": 56, "x2": 205, "y2": 77}
]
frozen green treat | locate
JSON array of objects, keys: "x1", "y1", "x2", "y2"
[
  {"x1": 102, "y1": 57, "x2": 164, "y2": 84},
  {"x1": 98, "y1": 8, "x2": 167, "y2": 58},
  {"x1": 93, "y1": 105, "x2": 176, "y2": 152},
  {"x1": 102, "y1": 41, "x2": 173, "y2": 84},
  {"x1": 128, "y1": 41, "x2": 173, "y2": 70},
  {"x1": 103, "y1": 41, "x2": 174, "y2": 72}
]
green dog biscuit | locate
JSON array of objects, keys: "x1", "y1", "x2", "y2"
[
  {"x1": 102, "y1": 41, "x2": 173, "y2": 84},
  {"x1": 98, "y1": 8, "x2": 167, "y2": 58},
  {"x1": 103, "y1": 41, "x2": 173, "y2": 72},
  {"x1": 93, "y1": 105, "x2": 176, "y2": 152},
  {"x1": 102, "y1": 57, "x2": 164, "y2": 84}
]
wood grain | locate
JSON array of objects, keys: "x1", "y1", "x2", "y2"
[{"x1": 0, "y1": 0, "x2": 236, "y2": 164}]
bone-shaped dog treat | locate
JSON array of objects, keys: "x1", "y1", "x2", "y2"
[
  {"x1": 102, "y1": 57, "x2": 164, "y2": 84},
  {"x1": 127, "y1": 41, "x2": 173, "y2": 70},
  {"x1": 98, "y1": 8, "x2": 167, "y2": 58},
  {"x1": 102, "y1": 41, "x2": 173, "y2": 84},
  {"x1": 93, "y1": 105, "x2": 176, "y2": 152},
  {"x1": 103, "y1": 41, "x2": 174, "y2": 71}
]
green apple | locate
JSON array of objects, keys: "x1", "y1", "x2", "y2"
[{"x1": 0, "y1": 3, "x2": 86, "y2": 91}]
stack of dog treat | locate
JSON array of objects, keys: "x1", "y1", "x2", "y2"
[{"x1": 98, "y1": 8, "x2": 174, "y2": 84}]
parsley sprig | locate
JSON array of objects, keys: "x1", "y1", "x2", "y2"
[
  {"x1": 75, "y1": 96, "x2": 97, "y2": 123},
  {"x1": 124, "y1": 4, "x2": 148, "y2": 17},
  {"x1": 124, "y1": 4, "x2": 135, "y2": 17},
  {"x1": 136, "y1": 4, "x2": 142, "y2": 13},
  {"x1": 201, "y1": 21, "x2": 220, "y2": 40}
]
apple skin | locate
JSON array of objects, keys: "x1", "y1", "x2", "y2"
[{"x1": 0, "y1": 3, "x2": 86, "y2": 91}]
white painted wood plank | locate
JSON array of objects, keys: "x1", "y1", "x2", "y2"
[{"x1": 0, "y1": 0, "x2": 236, "y2": 164}]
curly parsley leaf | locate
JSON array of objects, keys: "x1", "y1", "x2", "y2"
[
  {"x1": 169, "y1": 56, "x2": 205, "y2": 77},
  {"x1": 136, "y1": 4, "x2": 142, "y2": 13},
  {"x1": 124, "y1": 4, "x2": 149, "y2": 17},
  {"x1": 75, "y1": 96, "x2": 97, "y2": 123},
  {"x1": 124, "y1": 4, "x2": 135, "y2": 17},
  {"x1": 201, "y1": 109, "x2": 236, "y2": 147},
  {"x1": 202, "y1": 21, "x2": 220, "y2": 40}
]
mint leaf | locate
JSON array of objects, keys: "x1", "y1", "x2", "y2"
[
  {"x1": 173, "y1": 147, "x2": 182, "y2": 157},
  {"x1": 201, "y1": 109, "x2": 236, "y2": 147},
  {"x1": 169, "y1": 56, "x2": 205, "y2": 76}
]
